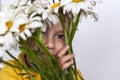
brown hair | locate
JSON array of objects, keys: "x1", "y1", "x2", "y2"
[{"x1": 30, "y1": 0, "x2": 35, "y2": 3}]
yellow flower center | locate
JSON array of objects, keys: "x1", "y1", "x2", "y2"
[
  {"x1": 72, "y1": 0, "x2": 83, "y2": 2},
  {"x1": 6, "y1": 21, "x2": 13, "y2": 31},
  {"x1": 19, "y1": 24, "x2": 27, "y2": 32},
  {"x1": 0, "y1": 21, "x2": 13, "y2": 36},
  {"x1": 51, "y1": 2, "x2": 60, "y2": 9}
]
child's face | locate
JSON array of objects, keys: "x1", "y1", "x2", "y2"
[{"x1": 41, "y1": 22, "x2": 69, "y2": 57}]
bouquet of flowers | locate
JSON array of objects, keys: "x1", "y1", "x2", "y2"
[{"x1": 0, "y1": 0, "x2": 101, "y2": 80}]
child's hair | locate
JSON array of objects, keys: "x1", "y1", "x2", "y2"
[{"x1": 31, "y1": 0, "x2": 35, "y2": 3}]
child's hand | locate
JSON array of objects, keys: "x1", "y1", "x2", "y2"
[{"x1": 57, "y1": 45, "x2": 75, "y2": 70}]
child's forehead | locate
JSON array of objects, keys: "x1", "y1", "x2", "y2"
[{"x1": 46, "y1": 23, "x2": 63, "y2": 33}]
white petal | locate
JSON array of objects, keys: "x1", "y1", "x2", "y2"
[
  {"x1": 0, "y1": 37, "x2": 5, "y2": 44},
  {"x1": 37, "y1": 9, "x2": 42, "y2": 14},
  {"x1": 30, "y1": 16, "x2": 41, "y2": 21},
  {"x1": 29, "y1": 12, "x2": 38, "y2": 19},
  {"x1": 0, "y1": 26, "x2": 7, "y2": 34},
  {"x1": 0, "y1": 12, "x2": 5, "y2": 18},
  {"x1": 54, "y1": 0, "x2": 59, "y2": 3},
  {"x1": 61, "y1": 0, "x2": 71, "y2": 6},
  {"x1": 54, "y1": 8, "x2": 59, "y2": 13},
  {"x1": 41, "y1": 23, "x2": 47, "y2": 32},
  {"x1": 15, "y1": 35, "x2": 20, "y2": 42},
  {"x1": 42, "y1": 12, "x2": 48, "y2": 20},
  {"x1": 29, "y1": 21, "x2": 43, "y2": 28},
  {"x1": 31, "y1": 28, "x2": 36, "y2": 33},
  {"x1": 4, "y1": 33, "x2": 17, "y2": 49},
  {"x1": 50, "y1": 14, "x2": 59, "y2": 25},
  {"x1": 20, "y1": 32, "x2": 27, "y2": 40},
  {"x1": 15, "y1": 16, "x2": 28, "y2": 25},
  {"x1": 24, "y1": 29, "x2": 32, "y2": 37},
  {"x1": 18, "y1": 0, "x2": 28, "y2": 6},
  {"x1": 0, "y1": 47, "x2": 6, "y2": 62},
  {"x1": 47, "y1": 0, "x2": 53, "y2": 5},
  {"x1": 10, "y1": 25, "x2": 20, "y2": 32}
]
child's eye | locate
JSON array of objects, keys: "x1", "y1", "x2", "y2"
[
  {"x1": 42, "y1": 32, "x2": 46, "y2": 36},
  {"x1": 57, "y1": 34, "x2": 65, "y2": 40}
]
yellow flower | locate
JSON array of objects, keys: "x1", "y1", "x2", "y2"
[
  {"x1": 19, "y1": 24, "x2": 27, "y2": 33},
  {"x1": 46, "y1": 0, "x2": 61, "y2": 13},
  {"x1": 72, "y1": 0, "x2": 84, "y2": 3},
  {"x1": 6, "y1": 21, "x2": 13, "y2": 32},
  {"x1": 51, "y1": 2, "x2": 60, "y2": 9}
]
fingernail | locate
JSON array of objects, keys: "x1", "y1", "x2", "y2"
[{"x1": 66, "y1": 45, "x2": 69, "y2": 49}]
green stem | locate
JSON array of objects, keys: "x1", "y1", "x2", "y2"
[
  {"x1": 58, "y1": 12, "x2": 70, "y2": 53},
  {"x1": 58, "y1": 9, "x2": 83, "y2": 80},
  {"x1": 69, "y1": 10, "x2": 82, "y2": 80},
  {"x1": 38, "y1": 29, "x2": 62, "y2": 80},
  {"x1": 19, "y1": 40, "x2": 50, "y2": 80},
  {"x1": 68, "y1": 10, "x2": 82, "y2": 44},
  {"x1": 58, "y1": 11, "x2": 75, "y2": 80}
]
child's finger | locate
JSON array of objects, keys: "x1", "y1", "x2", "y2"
[
  {"x1": 62, "y1": 60, "x2": 74, "y2": 70},
  {"x1": 58, "y1": 54, "x2": 74, "y2": 65},
  {"x1": 57, "y1": 45, "x2": 69, "y2": 58}
]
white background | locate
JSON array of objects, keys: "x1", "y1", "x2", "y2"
[{"x1": 1, "y1": 0, "x2": 120, "y2": 80}]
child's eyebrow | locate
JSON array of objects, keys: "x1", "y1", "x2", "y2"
[{"x1": 56, "y1": 31, "x2": 64, "y2": 33}]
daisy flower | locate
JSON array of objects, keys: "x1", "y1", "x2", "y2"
[
  {"x1": 26, "y1": 0, "x2": 48, "y2": 19},
  {"x1": 0, "y1": 7, "x2": 16, "y2": 35},
  {"x1": 0, "y1": 6, "x2": 30, "y2": 34},
  {"x1": 44, "y1": 0, "x2": 61, "y2": 13},
  {"x1": 61, "y1": 0, "x2": 87, "y2": 15},
  {"x1": 0, "y1": 9, "x2": 26, "y2": 45},
  {"x1": 31, "y1": 0, "x2": 59, "y2": 27},
  {"x1": 42, "y1": 9, "x2": 59, "y2": 26},
  {"x1": 60, "y1": 0, "x2": 101, "y2": 21},
  {"x1": 61, "y1": 0, "x2": 97, "y2": 14},
  {"x1": 14, "y1": 12, "x2": 43, "y2": 41},
  {"x1": 9, "y1": 0, "x2": 31, "y2": 8}
]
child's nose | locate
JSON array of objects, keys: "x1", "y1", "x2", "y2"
[{"x1": 45, "y1": 38, "x2": 55, "y2": 49}]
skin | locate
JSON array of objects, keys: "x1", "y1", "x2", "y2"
[{"x1": 41, "y1": 22, "x2": 75, "y2": 70}]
